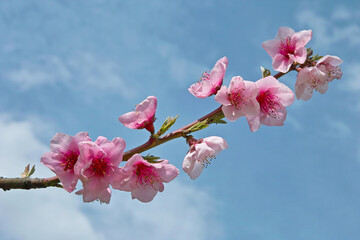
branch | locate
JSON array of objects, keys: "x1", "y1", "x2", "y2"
[
  {"x1": 0, "y1": 176, "x2": 61, "y2": 191},
  {"x1": 122, "y1": 106, "x2": 223, "y2": 161},
  {"x1": 0, "y1": 53, "x2": 315, "y2": 190}
]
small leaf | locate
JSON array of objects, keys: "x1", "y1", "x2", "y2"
[
  {"x1": 260, "y1": 66, "x2": 271, "y2": 78},
  {"x1": 307, "y1": 47, "x2": 313, "y2": 54},
  {"x1": 143, "y1": 154, "x2": 164, "y2": 163},
  {"x1": 28, "y1": 165, "x2": 36, "y2": 177},
  {"x1": 213, "y1": 119, "x2": 227, "y2": 124},
  {"x1": 209, "y1": 112, "x2": 227, "y2": 124},
  {"x1": 156, "y1": 115, "x2": 179, "y2": 137},
  {"x1": 311, "y1": 54, "x2": 323, "y2": 61},
  {"x1": 21, "y1": 164, "x2": 30, "y2": 178},
  {"x1": 142, "y1": 154, "x2": 163, "y2": 163},
  {"x1": 187, "y1": 120, "x2": 209, "y2": 133}
]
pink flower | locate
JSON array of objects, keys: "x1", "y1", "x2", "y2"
[
  {"x1": 119, "y1": 96, "x2": 157, "y2": 134},
  {"x1": 262, "y1": 27, "x2": 312, "y2": 73},
  {"x1": 189, "y1": 57, "x2": 228, "y2": 98},
  {"x1": 111, "y1": 154, "x2": 179, "y2": 203},
  {"x1": 246, "y1": 76, "x2": 295, "y2": 132},
  {"x1": 317, "y1": 55, "x2": 343, "y2": 82},
  {"x1": 41, "y1": 132, "x2": 91, "y2": 193},
  {"x1": 74, "y1": 136, "x2": 126, "y2": 203},
  {"x1": 215, "y1": 76, "x2": 260, "y2": 121},
  {"x1": 183, "y1": 136, "x2": 228, "y2": 180},
  {"x1": 295, "y1": 55, "x2": 343, "y2": 101}
]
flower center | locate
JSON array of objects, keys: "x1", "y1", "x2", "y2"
[
  {"x1": 134, "y1": 162, "x2": 162, "y2": 188},
  {"x1": 90, "y1": 157, "x2": 113, "y2": 178},
  {"x1": 60, "y1": 151, "x2": 79, "y2": 172},
  {"x1": 279, "y1": 37, "x2": 296, "y2": 56},
  {"x1": 200, "y1": 72, "x2": 210, "y2": 82},
  {"x1": 228, "y1": 87, "x2": 246, "y2": 109},
  {"x1": 257, "y1": 90, "x2": 280, "y2": 118}
]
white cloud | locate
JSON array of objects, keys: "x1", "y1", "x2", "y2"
[
  {"x1": 296, "y1": 7, "x2": 360, "y2": 50},
  {"x1": 4, "y1": 53, "x2": 137, "y2": 99},
  {"x1": 88, "y1": 181, "x2": 224, "y2": 240},
  {"x1": 0, "y1": 114, "x2": 223, "y2": 240}
]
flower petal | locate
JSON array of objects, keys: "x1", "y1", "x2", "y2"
[{"x1": 275, "y1": 27, "x2": 295, "y2": 40}]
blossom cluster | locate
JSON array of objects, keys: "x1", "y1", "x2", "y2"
[
  {"x1": 40, "y1": 26, "x2": 342, "y2": 204},
  {"x1": 189, "y1": 27, "x2": 342, "y2": 131},
  {"x1": 41, "y1": 132, "x2": 179, "y2": 203}
]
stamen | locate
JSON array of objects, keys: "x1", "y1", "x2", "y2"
[
  {"x1": 257, "y1": 90, "x2": 281, "y2": 119},
  {"x1": 59, "y1": 150, "x2": 79, "y2": 172},
  {"x1": 134, "y1": 162, "x2": 163, "y2": 189}
]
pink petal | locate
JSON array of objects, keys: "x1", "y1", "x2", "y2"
[
  {"x1": 131, "y1": 185, "x2": 158, "y2": 203},
  {"x1": 98, "y1": 188, "x2": 112, "y2": 204},
  {"x1": 110, "y1": 168, "x2": 132, "y2": 191},
  {"x1": 188, "y1": 160, "x2": 204, "y2": 180},
  {"x1": 154, "y1": 161, "x2": 179, "y2": 183},
  {"x1": 214, "y1": 86, "x2": 231, "y2": 106},
  {"x1": 290, "y1": 47, "x2": 307, "y2": 64},
  {"x1": 300, "y1": 85, "x2": 314, "y2": 101},
  {"x1": 293, "y1": 29, "x2": 312, "y2": 48},
  {"x1": 203, "y1": 136, "x2": 228, "y2": 152},
  {"x1": 56, "y1": 171, "x2": 78, "y2": 192},
  {"x1": 118, "y1": 111, "x2": 146, "y2": 129},
  {"x1": 209, "y1": 56, "x2": 228, "y2": 84},
  {"x1": 262, "y1": 39, "x2": 281, "y2": 58},
  {"x1": 317, "y1": 55, "x2": 343, "y2": 67},
  {"x1": 317, "y1": 82, "x2": 329, "y2": 94},
  {"x1": 182, "y1": 152, "x2": 196, "y2": 174},
  {"x1": 275, "y1": 82, "x2": 295, "y2": 106},
  {"x1": 49, "y1": 133, "x2": 72, "y2": 152},
  {"x1": 135, "y1": 96, "x2": 157, "y2": 120},
  {"x1": 246, "y1": 115, "x2": 261, "y2": 132},
  {"x1": 222, "y1": 105, "x2": 244, "y2": 122},
  {"x1": 256, "y1": 76, "x2": 279, "y2": 90},
  {"x1": 242, "y1": 99, "x2": 261, "y2": 116},
  {"x1": 272, "y1": 54, "x2": 293, "y2": 73},
  {"x1": 260, "y1": 104, "x2": 286, "y2": 126},
  {"x1": 275, "y1": 27, "x2": 295, "y2": 40},
  {"x1": 188, "y1": 81, "x2": 213, "y2": 98},
  {"x1": 82, "y1": 178, "x2": 109, "y2": 203},
  {"x1": 228, "y1": 76, "x2": 245, "y2": 92},
  {"x1": 96, "y1": 137, "x2": 126, "y2": 166}
]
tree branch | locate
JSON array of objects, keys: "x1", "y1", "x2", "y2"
[{"x1": 0, "y1": 176, "x2": 61, "y2": 191}]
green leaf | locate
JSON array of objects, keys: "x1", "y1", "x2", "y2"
[
  {"x1": 187, "y1": 120, "x2": 209, "y2": 133},
  {"x1": 28, "y1": 165, "x2": 36, "y2": 177},
  {"x1": 21, "y1": 164, "x2": 36, "y2": 178},
  {"x1": 155, "y1": 115, "x2": 179, "y2": 137},
  {"x1": 143, "y1": 154, "x2": 164, "y2": 163},
  {"x1": 311, "y1": 54, "x2": 323, "y2": 61},
  {"x1": 209, "y1": 112, "x2": 227, "y2": 124}
]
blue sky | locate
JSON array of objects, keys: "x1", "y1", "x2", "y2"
[{"x1": 0, "y1": 0, "x2": 359, "y2": 239}]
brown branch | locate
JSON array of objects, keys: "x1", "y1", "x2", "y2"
[
  {"x1": 122, "y1": 106, "x2": 223, "y2": 161},
  {"x1": 0, "y1": 51, "x2": 316, "y2": 191},
  {"x1": 0, "y1": 176, "x2": 61, "y2": 191}
]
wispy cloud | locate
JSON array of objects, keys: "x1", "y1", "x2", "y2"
[
  {"x1": 296, "y1": 5, "x2": 360, "y2": 50},
  {"x1": 4, "y1": 53, "x2": 138, "y2": 98}
]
